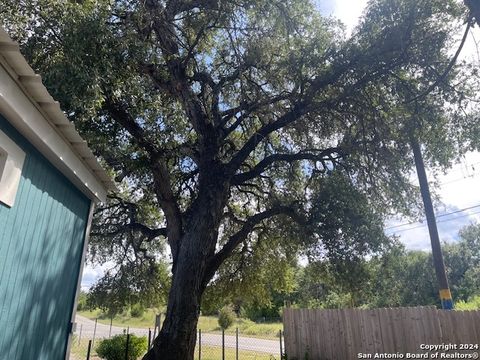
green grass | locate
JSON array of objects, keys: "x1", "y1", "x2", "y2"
[
  {"x1": 69, "y1": 337, "x2": 99, "y2": 360},
  {"x1": 70, "y1": 339, "x2": 277, "y2": 360},
  {"x1": 77, "y1": 309, "x2": 283, "y2": 339},
  {"x1": 200, "y1": 317, "x2": 282, "y2": 339},
  {"x1": 78, "y1": 308, "x2": 160, "y2": 328},
  {"x1": 194, "y1": 345, "x2": 279, "y2": 360}
]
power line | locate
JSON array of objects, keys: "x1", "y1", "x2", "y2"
[
  {"x1": 386, "y1": 207, "x2": 480, "y2": 234},
  {"x1": 385, "y1": 204, "x2": 480, "y2": 231},
  {"x1": 437, "y1": 204, "x2": 480, "y2": 218},
  {"x1": 383, "y1": 159, "x2": 480, "y2": 232},
  {"x1": 438, "y1": 161, "x2": 480, "y2": 186},
  {"x1": 440, "y1": 174, "x2": 477, "y2": 186}
]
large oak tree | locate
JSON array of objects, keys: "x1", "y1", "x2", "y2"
[{"x1": 1, "y1": 0, "x2": 479, "y2": 358}]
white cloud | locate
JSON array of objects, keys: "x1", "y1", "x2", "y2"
[
  {"x1": 332, "y1": 0, "x2": 368, "y2": 31},
  {"x1": 314, "y1": 0, "x2": 367, "y2": 32},
  {"x1": 80, "y1": 262, "x2": 115, "y2": 291}
]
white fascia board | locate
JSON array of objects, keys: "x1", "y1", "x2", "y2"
[
  {"x1": 0, "y1": 128, "x2": 26, "y2": 207},
  {"x1": 0, "y1": 62, "x2": 107, "y2": 202}
]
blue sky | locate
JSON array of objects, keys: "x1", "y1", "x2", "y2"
[
  {"x1": 315, "y1": 0, "x2": 336, "y2": 15},
  {"x1": 81, "y1": 0, "x2": 480, "y2": 289}
]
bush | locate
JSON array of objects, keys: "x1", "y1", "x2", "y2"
[
  {"x1": 455, "y1": 295, "x2": 480, "y2": 310},
  {"x1": 130, "y1": 303, "x2": 145, "y2": 318},
  {"x1": 218, "y1": 305, "x2": 235, "y2": 330},
  {"x1": 240, "y1": 305, "x2": 281, "y2": 322},
  {"x1": 96, "y1": 334, "x2": 147, "y2": 360}
]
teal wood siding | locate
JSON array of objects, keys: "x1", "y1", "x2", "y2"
[{"x1": 0, "y1": 114, "x2": 90, "y2": 360}]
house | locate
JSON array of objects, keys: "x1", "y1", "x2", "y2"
[{"x1": 0, "y1": 27, "x2": 115, "y2": 359}]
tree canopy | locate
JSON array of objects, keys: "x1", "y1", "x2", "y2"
[{"x1": 290, "y1": 222, "x2": 480, "y2": 311}]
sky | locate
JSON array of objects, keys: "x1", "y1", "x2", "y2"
[
  {"x1": 385, "y1": 152, "x2": 480, "y2": 251},
  {"x1": 317, "y1": 0, "x2": 368, "y2": 29},
  {"x1": 81, "y1": 0, "x2": 480, "y2": 289}
]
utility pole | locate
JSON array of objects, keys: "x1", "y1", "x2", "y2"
[{"x1": 411, "y1": 138, "x2": 453, "y2": 309}]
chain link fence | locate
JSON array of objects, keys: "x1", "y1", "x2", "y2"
[
  {"x1": 69, "y1": 319, "x2": 150, "y2": 360},
  {"x1": 68, "y1": 319, "x2": 284, "y2": 360},
  {"x1": 195, "y1": 328, "x2": 284, "y2": 360}
]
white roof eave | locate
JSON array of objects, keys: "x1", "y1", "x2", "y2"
[{"x1": 0, "y1": 27, "x2": 116, "y2": 203}]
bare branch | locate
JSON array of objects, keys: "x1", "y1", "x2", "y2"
[
  {"x1": 219, "y1": 94, "x2": 291, "y2": 137},
  {"x1": 92, "y1": 224, "x2": 167, "y2": 240},
  {"x1": 226, "y1": 103, "x2": 309, "y2": 174},
  {"x1": 232, "y1": 148, "x2": 344, "y2": 185}
]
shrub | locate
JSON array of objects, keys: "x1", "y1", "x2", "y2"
[
  {"x1": 130, "y1": 303, "x2": 145, "y2": 318},
  {"x1": 96, "y1": 334, "x2": 147, "y2": 360},
  {"x1": 239, "y1": 304, "x2": 283, "y2": 322},
  {"x1": 218, "y1": 305, "x2": 235, "y2": 330},
  {"x1": 455, "y1": 295, "x2": 480, "y2": 310}
]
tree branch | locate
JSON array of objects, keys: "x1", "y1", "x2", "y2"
[
  {"x1": 102, "y1": 96, "x2": 183, "y2": 262},
  {"x1": 166, "y1": 0, "x2": 219, "y2": 17},
  {"x1": 232, "y1": 148, "x2": 344, "y2": 185},
  {"x1": 226, "y1": 102, "x2": 310, "y2": 174},
  {"x1": 219, "y1": 94, "x2": 291, "y2": 137},
  {"x1": 204, "y1": 204, "x2": 307, "y2": 282},
  {"x1": 92, "y1": 224, "x2": 167, "y2": 240},
  {"x1": 103, "y1": 96, "x2": 160, "y2": 156},
  {"x1": 464, "y1": 0, "x2": 480, "y2": 27},
  {"x1": 144, "y1": 0, "x2": 220, "y2": 147},
  {"x1": 151, "y1": 157, "x2": 184, "y2": 266},
  {"x1": 405, "y1": 17, "x2": 473, "y2": 104}
]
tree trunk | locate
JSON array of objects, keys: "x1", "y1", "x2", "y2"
[
  {"x1": 142, "y1": 246, "x2": 204, "y2": 360},
  {"x1": 143, "y1": 178, "x2": 228, "y2": 360}
]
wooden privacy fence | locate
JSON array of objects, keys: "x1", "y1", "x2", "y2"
[{"x1": 283, "y1": 306, "x2": 480, "y2": 360}]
